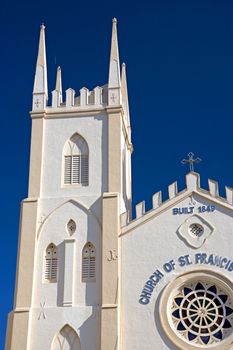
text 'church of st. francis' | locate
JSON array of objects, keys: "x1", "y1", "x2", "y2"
[{"x1": 5, "y1": 19, "x2": 233, "y2": 350}]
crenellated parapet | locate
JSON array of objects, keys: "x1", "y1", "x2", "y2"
[
  {"x1": 121, "y1": 172, "x2": 233, "y2": 228},
  {"x1": 51, "y1": 85, "x2": 107, "y2": 109},
  {"x1": 54, "y1": 85, "x2": 107, "y2": 109}
]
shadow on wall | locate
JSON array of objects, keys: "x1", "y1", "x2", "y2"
[
  {"x1": 53, "y1": 198, "x2": 102, "y2": 348},
  {"x1": 78, "y1": 307, "x2": 101, "y2": 350},
  {"x1": 57, "y1": 241, "x2": 65, "y2": 307},
  {"x1": 85, "y1": 197, "x2": 102, "y2": 307},
  {"x1": 94, "y1": 115, "x2": 108, "y2": 194},
  {"x1": 154, "y1": 286, "x2": 177, "y2": 349},
  {"x1": 49, "y1": 198, "x2": 102, "y2": 307}
]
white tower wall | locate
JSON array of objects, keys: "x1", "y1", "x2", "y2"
[{"x1": 5, "y1": 19, "x2": 133, "y2": 350}]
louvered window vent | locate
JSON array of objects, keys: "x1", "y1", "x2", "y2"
[
  {"x1": 63, "y1": 134, "x2": 89, "y2": 186},
  {"x1": 82, "y1": 242, "x2": 96, "y2": 282},
  {"x1": 44, "y1": 244, "x2": 58, "y2": 282}
]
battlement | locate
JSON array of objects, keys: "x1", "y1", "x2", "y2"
[
  {"x1": 50, "y1": 85, "x2": 108, "y2": 109},
  {"x1": 121, "y1": 172, "x2": 233, "y2": 228}
]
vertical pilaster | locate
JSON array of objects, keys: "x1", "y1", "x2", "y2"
[
  {"x1": 101, "y1": 192, "x2": 119, "y2": 350},
  {"x1": 5, "y1": 311, "x2": 30, "y2": 350},
  {"x1": 5, "y1": 199, "x2": 38, "y2": 350},
  {"x1": 107, "y1": 109, "x2": 122, "y2": 194},
  {"x1": 28, "y1": 117, "x2": 44, "y2": 198},
  {"x1": 14, "y1": 200, "x2": 38, "y2": 308}
]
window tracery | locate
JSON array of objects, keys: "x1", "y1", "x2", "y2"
[
  {"x1": 52, "y1": 325, "x2": 81, "y2": 350},
  {"x1": 171, "y1": 281, "x2": 233, "y2": 345},
  {"x1": 160, "y1": 272, "x2": 233, "y2": 349}
]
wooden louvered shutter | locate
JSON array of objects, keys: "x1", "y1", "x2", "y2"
[
  {"x1": 72, "y1": 155, "x2": 80, "y2": 184},
  {"x1": 64, "y1": 136, "x2": 89, "y2": 186},
  {"x1": 50, "y1": 256, "x2": 58, "y2": 281},
  {"x1": 81, "y1": 155, "x2": 88, "y2": 186},
  {"x1": 64, "y1": 156, "x2": 72, "y2": 184},
  {"x1": 82, "y1": 243, "x2": 96, "y2": 282},
  {"x1": 89, "y1": 256, "x2": 96, "y2": 279},
  {"x1": 45, "y1": 244, "x2": 58, "y2": 282},
  {"x1": 82, "y1": 256, "x2": 89, "y2": 280}
]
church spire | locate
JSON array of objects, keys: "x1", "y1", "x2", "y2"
[
  {"x1": 121, "y1": 63, "x2": 130, "y2": 128},
  {"x1": 108, "y1": 18, "x2": 121, "y2": 105},
  {"x1": 52, "y1": 66, "x2": 63, "y2": 108},
  {"x1": 32, "y1": 24, "x2": 48, "y2": 110},
  {"x1": 56, "y1": 66, "x2": 62, "y2": 91},
  {"x1": 55, "y1": 66, "x2": 63, "y2": 104}
]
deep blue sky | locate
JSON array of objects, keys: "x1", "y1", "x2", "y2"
[{"x1": 1, "y1": 0, "x2": 233, "y2": 347}]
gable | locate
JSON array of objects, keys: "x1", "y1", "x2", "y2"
[
  {"x1": 121, "y1": 172, "x2": 233, "y2": 235},
  {"x1": 121, "y1": 173, "x2": 233, "y2": 349}
]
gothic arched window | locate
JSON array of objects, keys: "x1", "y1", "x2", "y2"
[
  {"x1": 63, "y1": 134, "x2": 89, "y2": 186},
  {"x1": 44, "y1": 243, "x2": 58, "y2": 282},
  {"x1": 52, "y1": 324, "x2": 81, "y2": 350},
  {"x1": 82, "y1": 242, "x2": 96, "y2": 282}
]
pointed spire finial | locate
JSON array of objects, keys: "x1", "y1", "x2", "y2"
[
  {"x1": 35, "y1": 24, "x2": 47, "y2": 71},
  {"x1": 52, "y1": 66, "x2": 63, "y2": 108},
  {"x1": 56, "y1": 66, "x2": 62, "y2": 91},
  {"x1": 121, "y1": 63, "x2": 131, "y2": 138},
  {"x1": 108, "y1": 17, "x2": 121, "y2": 105},
  {"x1": 56, "y1": 66, "x2": 63, "y2": 105},
  {"x1": 32, "y1": 24, "x2": 48, "y2": 110},
  {"x1": 121, "y1": 62, "x2": 129, "y2": 115}
]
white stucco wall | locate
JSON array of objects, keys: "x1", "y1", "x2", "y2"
[
  {"x1": 41, "y1": 114, "x2": 108, "y2": 200},
  {"x1": 121, "y1": 193, "x2": 233, "y2": 350},
  {"x1": 29, "y1": 199, "x2": 101, "y2": 349},
  {"x1": 26, "y1": 113, "x2": 107, "y2": 349}
]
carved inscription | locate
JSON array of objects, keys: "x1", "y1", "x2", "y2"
[{"x1": 107, "y1": 250, "x2": 118, "y2": 261}]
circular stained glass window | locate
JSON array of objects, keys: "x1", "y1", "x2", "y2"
[
  {"x1": 172, "y1": 282, "x2": 233, "y2": 345},
  {"x1": 160, "y1": 272, "x2": 233, "y2": 349}
]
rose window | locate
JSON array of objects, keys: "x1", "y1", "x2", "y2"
[{"x1": 171, "y1": 282, "x2": 233, "y2": 345}]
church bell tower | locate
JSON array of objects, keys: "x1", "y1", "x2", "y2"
[{"x1": 5, "y1": 19, "x2": 132, "y2": 350}]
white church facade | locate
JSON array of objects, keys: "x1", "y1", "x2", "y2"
[{"x1": 5, "y1": 19, "x2": 233, "y2": 350}]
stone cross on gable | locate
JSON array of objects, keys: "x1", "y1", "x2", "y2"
[{"x1": 181, "y1": 152, "x2": 202, "y2": 172}]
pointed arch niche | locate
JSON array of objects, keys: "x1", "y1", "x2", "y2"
[
  {"x1": 63, "y1": 133, "x2": 89, "y2": 186},
  {"x1": 52, "y1": 325, "x2": 81, "y2": 350},
  {"x1": 82, "y1": 242, "x2": 96, "y2": 282},
  {"x1": 44, "y1": 243, "x2": 58, "y2": 282}
]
